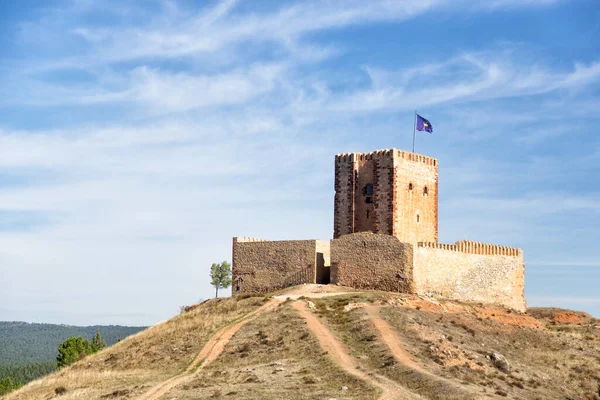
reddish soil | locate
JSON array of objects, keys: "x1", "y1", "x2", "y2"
[
  {"x1": 551, "y1": 311, "x2": 584, "y2": 324},
  {"x1": 389, "y1": 295, "x2": 544, "y2": 330},
  {"x1": 476, "y1": 308, "x2": 544, "y2": 329}
]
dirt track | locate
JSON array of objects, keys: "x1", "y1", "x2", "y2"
[
  {"x1": 365, "y1": 305, "x2": 426, "y2": 373},
  {"x1": 136, "y1": 299, "x2": 280, "y2": 400},
  {"x1": 365, "y1": 305, "x2": 491, "y2": 400},
  {"x1": 292, "y1": 301, "x2": 421, "y2": 400},
  {"x1": 136, "y1": 286, "x2": 483, "y2": 400}
]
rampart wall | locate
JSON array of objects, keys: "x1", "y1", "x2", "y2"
[
  {"x1": 232, "y1": 238, "x2": 318, "y2": 293},
  {"x1": 330, "y1": 232, "x2": 414, "y2": 293},
  {"x1": 414, "y1": 241, "x2": 525, "y2": 311}
]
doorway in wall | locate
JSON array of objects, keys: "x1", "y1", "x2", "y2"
[{"x1": 316, "y1": 252, "x2": 330, "y2": 284}]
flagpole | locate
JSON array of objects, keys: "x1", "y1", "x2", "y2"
[{"x1": 412, "y1": 110, "x2": 417, "y2": 153}]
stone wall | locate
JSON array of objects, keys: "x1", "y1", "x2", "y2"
[
  {"x1": 414, "y1": 242, "x2": 525, "y2": 311},
  {"x1": 330, "y1": 232, "x2": 414, "y2": 293},
  {"x1": 333, "y1": 154, "x2": 356, "y2": 238},
  {"x1": 392, "y1": 150, "x2": 438, "y2": 244},
  {"x1": 232, "y1": 237, "x2": 318, "y2": 293}
]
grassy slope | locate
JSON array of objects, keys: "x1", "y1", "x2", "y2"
[
  {"x1": 5, "y1": 289, "x2": 600, "y2": 400},
  {"x1": 164, "y1": 300, "x2": 379, "y2": 399},
  {"x1": 312, "y1": 292, "x2": 600, "y2": 400},
  {"x1": 4, "y1": 296, "x2": 268, "y2": 400}
]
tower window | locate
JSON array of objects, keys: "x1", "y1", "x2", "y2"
[
  {"x1": 423, "y1": 186, "x2": 428, "y2": 196},
  {"x1": 408, "y1": 183, "x2": 413, "y2": 191},
  {"x1": 417, "y1": 214, "x2": 420, "y2": 223},
  {"x1": 365, "y1": 183, "x2": 373, "y2": 195},
  {"x1": 366, "y1": 210, "x2": 370, "y2": 219},
  {"x1": 366, "y1": 197, "x2": 373, "y2": 204}
]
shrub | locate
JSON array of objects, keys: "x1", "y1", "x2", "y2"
[
  {"x1": 57, "y1": 337, "x2": 96, "y2": 368},
  {"x1": 54, "y1": 386, "x2": 67, "y2": 395},
  {"x1": 0, "y1": 377, "x2": 21, "y2": 396}
]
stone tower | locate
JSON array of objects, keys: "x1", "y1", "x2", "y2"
[{"x1": 333, "y1": 149, "x2": 438, "y2": 244}]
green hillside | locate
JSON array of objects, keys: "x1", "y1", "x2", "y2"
[{"x1": 0, "y1": 321, "x2": 146, "y2": 367}]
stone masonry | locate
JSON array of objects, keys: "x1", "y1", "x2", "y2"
[
  {"x1": 232, "y1": 148, "x2": 526, "y2": 311},
  {"x1": 334, "y1": 149, "x2": 438, "y2": 244},
  {"x1": 232, "y1": 237, "x2": 330, "y2": 293},
  {"x1": 330, "y1": 232, "x2": 414, "y2": 293},
  {"x1": 414, "y1": 241, "x2": 525, "y2": 311}
]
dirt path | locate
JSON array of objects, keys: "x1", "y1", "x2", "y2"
[
  {"x1": 364, "y1": 306, "x2": 426, "y2": 373},
  {"x1": 365, "y1": 305, "x2": 491, "y2": 400},
  {"x1": 136, "y1": 299, "x2": 280, "y2": 400},
  {"x1": 292, "y1": 301, "x2": 421, "y2": 400}
]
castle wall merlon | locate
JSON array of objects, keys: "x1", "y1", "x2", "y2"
[
  {"x1": 335, "y1": 152, "x2": 358, "y2": 163},
  {"x1": 395, "y1": 149, "x2": 438, "y2": 166},
  {"x1": 417, "y1": 240, "x2": 522, "y2": 257},
  {"x1": 338, "y1": 148, "x2": 438, "y2": 166},
  {"x1": 234, "y1": 236, "x2": 268, "y2": 243}
]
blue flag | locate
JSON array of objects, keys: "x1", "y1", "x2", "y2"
[{"x1": 416, "y1": 114, "x2": 433, "y2": 133}]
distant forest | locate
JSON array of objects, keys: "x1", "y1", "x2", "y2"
[{"x1": 0, "y1": 321, "x2": 146, "y2": 387}]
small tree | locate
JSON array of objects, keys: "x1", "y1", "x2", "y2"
[
  {"x1": 0, "y1": 377, "x2": 20, "y2": 396},
  {"x1": 210, "y1": 261, "x2": 232, "y2": 298},
  {"x1": 92, "y1": 329, "x2": 106, "y2": 351},
  {"x1": 57, "y1": 336, "x2": 96, "y2": 368}
]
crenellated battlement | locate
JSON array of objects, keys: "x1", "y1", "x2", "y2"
[
  {"x1": 335, "y1": 148, "x2": 437, "y2": 166},
  {"x1": 234, "y1": 236, "x2": 267, "y2": 243},
  {"x1": 418, "y1": 240, "x2": 522, "y2": 257}
]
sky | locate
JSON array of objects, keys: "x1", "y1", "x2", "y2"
[{"x1": 0, "y1": 0, "x2": 599, "y2": 326}]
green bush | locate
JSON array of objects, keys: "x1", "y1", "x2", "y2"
[
  {"x1": 0, "y1": 376, "x2": 21, "y2": 395},
  {"x1": 56, "y1": 337, "x2": 96, "y2": 368}
]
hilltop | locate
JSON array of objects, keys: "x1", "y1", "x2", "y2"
[{"x1": 5, "y1": 285, "x2": 600, "y2": 400}]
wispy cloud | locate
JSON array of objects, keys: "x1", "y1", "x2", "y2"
[{"x1": 1, "y1": 0, "x2": 598, "y2": 324}]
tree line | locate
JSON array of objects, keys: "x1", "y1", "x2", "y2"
[
  {"x1": 1, "y1": 330, "x2": 111, "y2": 396},
  {"x1": 0, "y1": 321, "x2": 145, "y2": 367}
]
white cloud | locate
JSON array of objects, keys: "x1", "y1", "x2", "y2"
[
  {"x1": 306, "y1": 53, "x2": 600, "y2": 114},
  {"x1": 2, "y1": 0, "x2": 598, "y2": 324}
]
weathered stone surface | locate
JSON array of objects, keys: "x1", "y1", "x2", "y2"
[
  {"x1": 413, "y1": 244, "x2": 526, "y2": 312},
  {"x1": 232, "y1": 238, "x2": 329, "y2": 293},
  {"x1": 330, "y1": 232, "x2": 414, "y2": 293}
]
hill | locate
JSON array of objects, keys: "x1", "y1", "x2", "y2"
[
  {"x1": 0, "y1": 322, "x2": 146, "y2": 367},
  {"x1": 4, "y1": 285, "x2": 600, "y2": 400}
]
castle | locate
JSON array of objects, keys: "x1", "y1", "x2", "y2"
[{"x1": 232, "y1": 149, "x2": 526, "y2": 311}]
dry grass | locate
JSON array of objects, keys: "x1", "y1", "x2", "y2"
[
  {"x1": 380, "y1": 302, "x2": 600, "y2": 400},
  {"x1": 311, "y1": 295, "x2": 481, "y2": 400},
  {"x1": 163, "y1": 301, "x2": 379, "y2": 399},
  {"x1": 5, "y1": 296, "x2": 267, "y2": 400},
  {"x1": 5, "y1": 288, "x2": 599, "y2": 400},
  {"x1": 301, "y1": 292, "x2": 600, "y2": 400}
]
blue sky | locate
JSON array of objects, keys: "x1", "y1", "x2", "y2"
[{"x1": 1, "y1": 0, "x2": 599, "y2": 325}]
